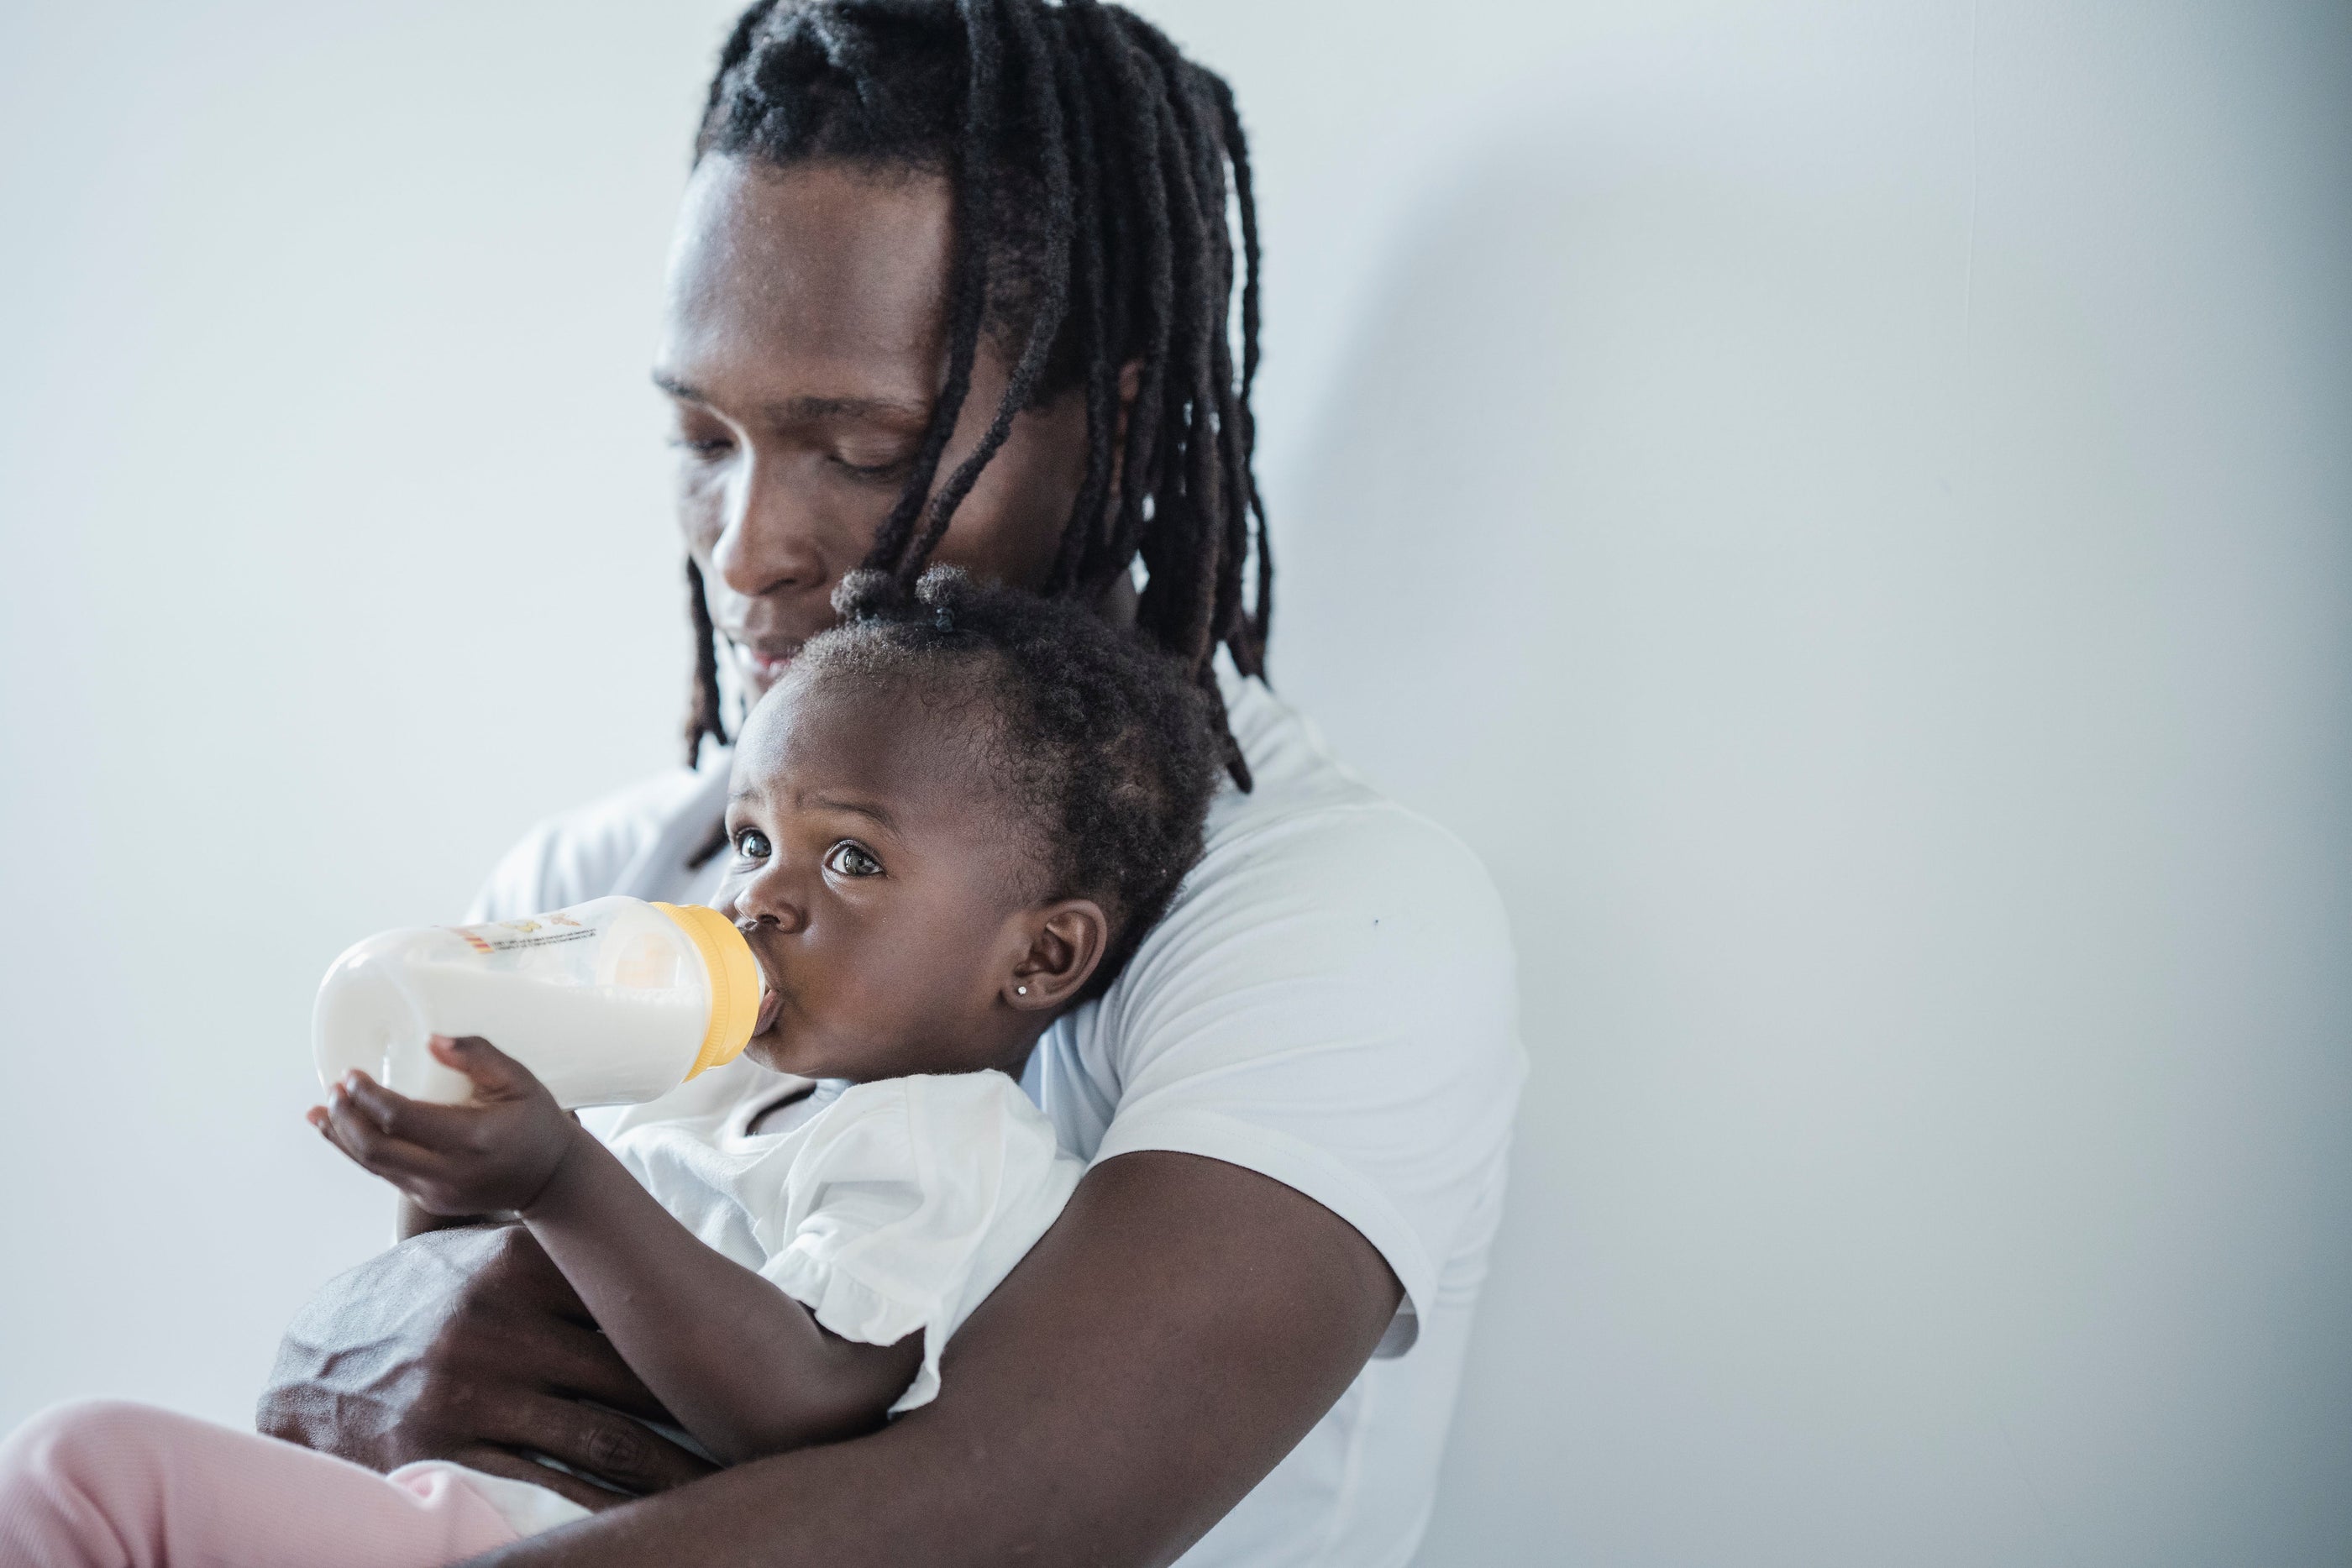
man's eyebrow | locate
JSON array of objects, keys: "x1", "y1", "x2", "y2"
[
  {"x1": 804, "y1": 793, "x2": 901, "y2": 835},
  {"x1": 764, "y1": 394, "x2": 931, "y2": 425},
  {"x1": 649, "y1": 372, "x2": 928, "y2": 427}
]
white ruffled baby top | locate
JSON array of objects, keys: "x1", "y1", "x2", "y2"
[{"x1": 605, "y1": 1066, "x2": 1083, "y2": 1413}]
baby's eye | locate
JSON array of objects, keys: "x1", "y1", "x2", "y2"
[
  {"x1": 824, "y1": 842, "x2": 884, "y2": 878},
  {"x1": 734, "y1": 828, "x2": 772, "y2": 861}
]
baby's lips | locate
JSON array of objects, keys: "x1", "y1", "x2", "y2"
[{"x1": 754, "y1": 985, "x2": 784, "y2": 1036}]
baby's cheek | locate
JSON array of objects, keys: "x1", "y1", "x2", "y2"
[{"x1": 815, "y1": 968, "x2": 937, "y2": 1072}]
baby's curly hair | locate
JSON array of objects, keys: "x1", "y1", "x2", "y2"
[{"x1": 795, "y1": 566, "x2": 1224, "y2": 996}]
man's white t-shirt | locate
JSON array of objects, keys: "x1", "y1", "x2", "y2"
[{"x1": 470, "y1": 674, "x2": 1525, "y2": 1568}]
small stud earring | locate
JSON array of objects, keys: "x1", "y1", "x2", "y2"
[{"x1": 1016, "y1": 984, "x2": 1029, "y2": 996}]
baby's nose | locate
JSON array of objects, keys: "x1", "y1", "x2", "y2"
[{"x1": 733, "y1": 891, "x2": 807, "y2": 937}]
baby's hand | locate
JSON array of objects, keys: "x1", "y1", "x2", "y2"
[{"x1": 309, "y1": 1036, "x2": 582, "y2": 1218}]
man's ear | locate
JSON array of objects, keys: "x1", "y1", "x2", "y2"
[{"x1": 1004, "y1": 899, "x2": 1110, "y2": 1012}]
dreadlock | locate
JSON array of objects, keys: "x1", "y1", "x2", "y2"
[{"x1": 680, "y1": 0, "x2": 1268, "y2": 788}]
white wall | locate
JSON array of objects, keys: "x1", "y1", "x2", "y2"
[
  {"x1": 1254, "y1": 9, "x2": 2352, "y2": 1565},
  {"x1": 3, "y1": 3, "x2": 2347, "y2": 1565},
  {"x1": 1, "y1": 0, "x2": 748, "y2": 1435}
]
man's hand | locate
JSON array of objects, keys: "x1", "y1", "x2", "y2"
[
  {"x1": 255, "y1": 1223, "x2": 716, "y2": 1509},
  {"x1": 310, "y1": 1036, "x2": 582, "y2": 1218}
]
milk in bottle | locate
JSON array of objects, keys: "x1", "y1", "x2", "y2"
[{"x1": 312, "y1": 897, "x2": 761, "y2": 1109}]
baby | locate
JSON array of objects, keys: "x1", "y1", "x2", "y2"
[{"x1": 0, "y1": 568, "x2": 1223, "y2": 1566}]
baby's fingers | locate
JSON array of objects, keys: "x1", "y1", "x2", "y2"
[
  {"x1": 429, "y1": 1035, "x2": 543, "y2": 1103},
  {"x1": 315, "y1": 1083, "x2": 440, "y2": 1181},
  {"x1": 335, "y1": 1070, "x2": 482, "y2": 1151}
]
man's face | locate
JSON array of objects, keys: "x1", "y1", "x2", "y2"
[{"x1": 655, "y1": 155, "x2": 1090, "y2": 706}]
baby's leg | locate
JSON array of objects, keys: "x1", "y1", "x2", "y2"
[{"x1": 0, "y1": 1399, "x2": 522, "y2": 1568}]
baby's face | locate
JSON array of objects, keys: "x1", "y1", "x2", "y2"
[{"x1": 714, "y1": 674, "x2": 1047, "y2": 1083}]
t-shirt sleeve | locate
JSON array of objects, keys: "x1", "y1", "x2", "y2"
[
  {"x1": 753, "y1": 1075, "x2": 1083, "y2": 1414},
  {"x1": 1084, "y1": 804, "x2": 1525, "y2": 1356},
  {"x1": 464, "y1": 766, "x2": 717, "y2": 923},
  {"x1": 465, "y1": 815, "x2": 575, "y2": 924}
]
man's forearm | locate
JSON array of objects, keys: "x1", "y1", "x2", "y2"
[
  {"x1": 520, "y1": 1130, "x2": 919, "y2": 1464},
  {"x1": 466, "y1": 1418, "x2": 1047, "y2": 1565},
  {"x1": 460, "y1": 1151, "x2": 1403, "y2": 1568}
]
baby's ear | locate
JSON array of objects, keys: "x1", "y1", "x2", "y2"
[{"x1": 1004, "y1": 899, "x2": 1110, "y2": 1012}]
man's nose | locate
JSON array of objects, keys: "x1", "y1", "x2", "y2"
[{"x1": 711, "y1": 454, "x2": 833, "y2": 602}]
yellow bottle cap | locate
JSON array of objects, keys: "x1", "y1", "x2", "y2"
[{"x1": 651, "y1": 902, "x2": 762, "y2": 1080}]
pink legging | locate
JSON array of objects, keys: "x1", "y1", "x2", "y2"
[{"x1": 0, "y1": 1400, "x2": 525, "y2": 1568}]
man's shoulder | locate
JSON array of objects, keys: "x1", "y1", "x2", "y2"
[
  {"x1": 1200, "y1": 679, "x2": 1509, "y2": 940},
  {"x1": 471, "y1": 760, "x2": 727, "y2": 920},
  {"x1": 1058, "y1": 683, "x2": 1525, "y2": 1335},
  {"x1": 1109, "y1": 679, "x2": 1515, "y2": 1026}
]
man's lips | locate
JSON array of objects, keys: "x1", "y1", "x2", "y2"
[{"x1": 726, "y1": 635, "x2": 804, "y2": 684}]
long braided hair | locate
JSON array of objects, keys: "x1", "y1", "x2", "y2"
[{"x1": 679, "y1": 0, "x2": 1268, "y2": 788}]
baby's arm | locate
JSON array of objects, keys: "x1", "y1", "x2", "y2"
[{"x1": 312, "y1": 1036, "x2": 920, "y2": 1466}]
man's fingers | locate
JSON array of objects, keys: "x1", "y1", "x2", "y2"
[
  {"x1": 439, "y1": 1445, "x2": 634, "y2": 1513},
  {"x1": 528, "y1": 1315, "x2": 682, "y2": 1424},
  {"x1": 483, "y1": 1392, "x2": 716, "y2": 1497}
]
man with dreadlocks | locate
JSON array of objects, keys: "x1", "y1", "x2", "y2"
[{"x1": 257, "y1": 3, "x2": 1523, "y2": 1565}]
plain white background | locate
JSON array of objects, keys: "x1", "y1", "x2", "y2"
[{"x1": 3, "y1": 3, "x2": 2347, "y2": 1564}]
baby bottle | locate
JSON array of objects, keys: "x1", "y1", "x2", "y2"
[{"x1": 312, "y1": 897, "x2": 761, "y2": 1109}]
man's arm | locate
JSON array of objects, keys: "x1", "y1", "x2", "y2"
[{"x1": 461, "y1": 1149, "x2": 1404, "y2": 1566}]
